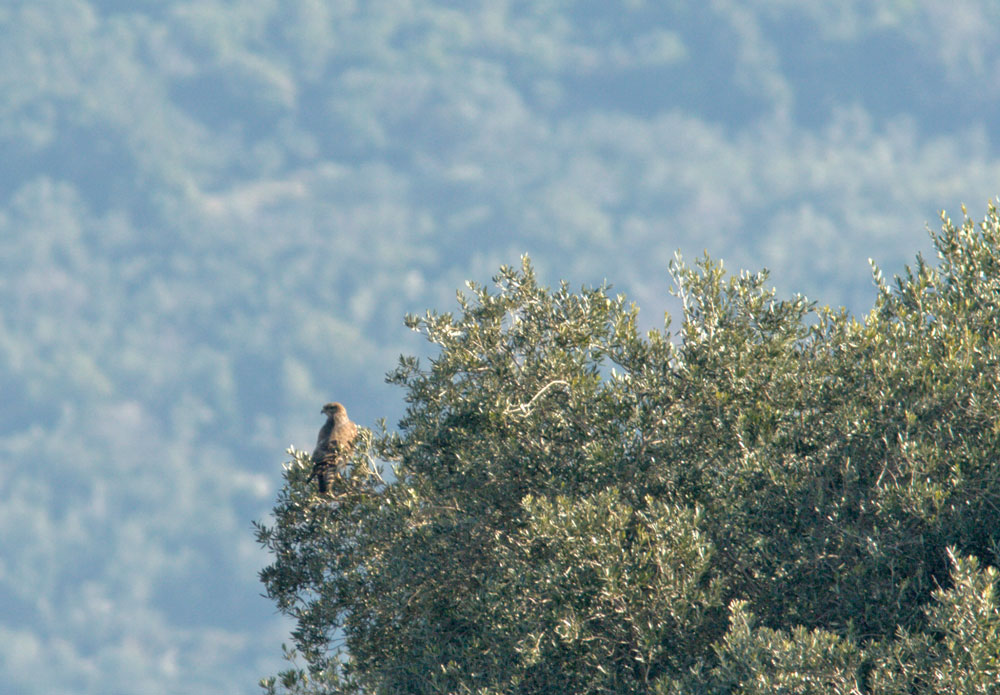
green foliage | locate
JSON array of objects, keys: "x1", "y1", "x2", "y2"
[
  {"x1": 870, "y1": 549, "x2": 1000, "y2": 694},
  {"x1": 705, "y1": 601, "x2": 862, "y2": 695},
  {"x1": 504, "y1": 491, "x2": 723, "y2": 692},
  {"x1": 257, "y1": 203, "x2": 1000, "y2": 693}
]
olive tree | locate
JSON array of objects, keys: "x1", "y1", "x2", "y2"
[{"x1": 257, "y1": 203, "x2": 1000, "y2": 694}]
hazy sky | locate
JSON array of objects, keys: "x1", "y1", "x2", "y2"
[{"x1": 2, "y1": 1, "x2": 999, "y2": 693}]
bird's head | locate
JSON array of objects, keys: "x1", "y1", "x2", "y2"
[{"x1": 322, "y1": 402, "x2": 346, "y2": 419}]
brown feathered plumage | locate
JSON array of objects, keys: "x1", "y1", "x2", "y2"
[{"x1": 310, "y1": 402, "x2": 358, "y2": 493}]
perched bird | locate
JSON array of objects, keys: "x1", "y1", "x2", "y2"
[{"x1": 310, "y1": 402, "x2": 358, "y2": 493}]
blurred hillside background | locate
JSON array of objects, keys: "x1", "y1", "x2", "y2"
[{"x1": 1, "y1": 1, "x2": 999, "y2": 693}]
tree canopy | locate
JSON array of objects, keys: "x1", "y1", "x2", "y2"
[{"x1": 256, "y1": 203, "x2": 1000, "y2": 694}]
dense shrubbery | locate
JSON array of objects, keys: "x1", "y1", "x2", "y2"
[{"x1": 257, "y1": 203, "x2": 1000, "y2": 694}]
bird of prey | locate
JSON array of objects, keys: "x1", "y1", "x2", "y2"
[{"x1": 310, "y1": 402, "x2": 358, "y2": 493}]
